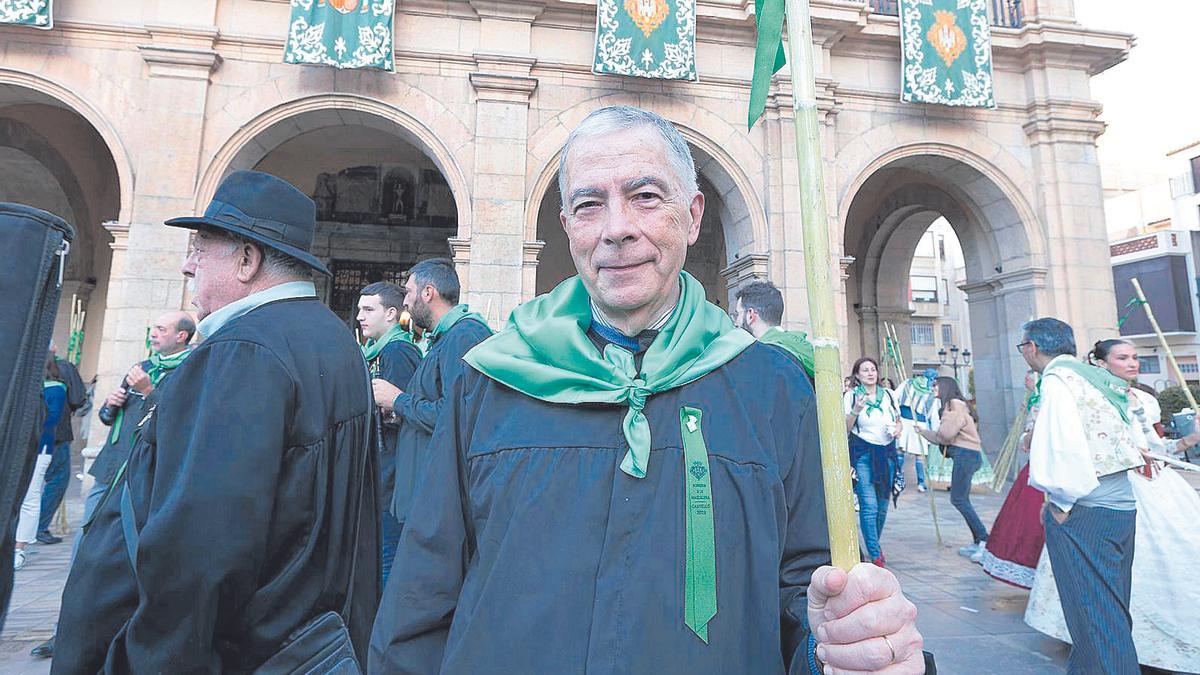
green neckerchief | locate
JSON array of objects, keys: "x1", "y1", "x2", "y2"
[
  {"x1": 910, "y1": 375, "x2": 931, "y2": 395},
  {"x1": 464, "y1": 271, "x2": 755, "y2": 479},
  {"x1": 361, "y1": 323, "x2": 414, "y2": 364},
  {"x1": 757, "y1": 326, "x2": 814, "y2": 376},
  {"x1": 1026, "y1": 374, "x2": 1042, "y2": 412},
  {"x1": 429, "y1": 304, "x2": 487, "y2": 345},
  {"x1": 854, "y1": 384, "x2": 886, "y2": 417},
  {"x1": 1044, "y1": 357, "x2": 1129, "y2": 423},
  {"x1": 109, "y1": 348, "x2": 191, "y2": 444},
  {"x1": 465, "y1": 271, "x2": 748, "y2": 645}
]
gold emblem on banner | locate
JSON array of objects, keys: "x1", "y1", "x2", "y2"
[
  {"x1": 624, "y1": 0, "x2": 670, "y2": 38},
  {"x1": 927, "y1": 10, "x2": 967, "y2": 67},
  {"x1": 322, "y1": 0, "x2": 360, "y2": 14}
]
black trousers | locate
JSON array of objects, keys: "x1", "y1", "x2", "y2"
[{"x1": 1042, "y1": 504, "x2": 1138, "y2": 675}]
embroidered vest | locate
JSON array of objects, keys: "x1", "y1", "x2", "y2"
[{"x1": 1044, "y1": 367, "x2": 1144, "y2": 477}]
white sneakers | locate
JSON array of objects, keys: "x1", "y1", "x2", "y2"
[
  {"x1": 958, "y1": 542, "x2": 985, "y2": 564},
  {"x1": 13, "y1": 549, "x2": 26, "y2": 571}
]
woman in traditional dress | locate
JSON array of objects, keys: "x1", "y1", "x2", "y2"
[
  {"x1": 1025, "y1": 339, "x2": 1200, "y2": 673},
  {"x1": 895, "y1": 369, "x2": 938, "y2": 493},
  {"x1": 918, "y1": 377, "x2": 991, "y2": 561},
  {"x1": 978, "y1": 370, "x2": 1045, "y2": 588},
  {"x1": 844, "y1": 356, "x2": 901, "y2": 567}
]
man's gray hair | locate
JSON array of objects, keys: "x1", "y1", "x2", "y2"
[
  {"x1": 1021, "y1": 317, "x2": 1076, "y2": 357},
  {"x1": 217, "y1": 230, "x2": 312, "y2": 280},
  {"x1": 557, "y1": 105, "x2": 698, "y2": 203}
]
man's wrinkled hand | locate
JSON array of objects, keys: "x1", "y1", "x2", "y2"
[
  {"x1": 127, "y1": 364, "x2": 152, "y2": 395},
  {"x1": 104, "y1": 387, "x2": 128, "y2": 409},
  {"x1": 372, "y1": 378, "x2": 402, "y2": 411},
  {"x1": 808, "y1": 564, "x2": 924, "y2": 674}
]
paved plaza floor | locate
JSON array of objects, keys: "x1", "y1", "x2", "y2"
[{"x1": 2, "y1": 466, "x2": 1194, "y2": 674}]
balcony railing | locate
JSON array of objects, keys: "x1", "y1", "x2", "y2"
[{"x1": 868, "y1": 0, "x2": 1024, "y2": 29}]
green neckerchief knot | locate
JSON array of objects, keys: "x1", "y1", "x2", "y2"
[
  {"x1": 361, "y1": 323, "x2": 414, "y2": 363},
  {"x1": 109, "y1": 348, "x2": 191, "y2": 444},
  {"x1": 1045, "y1": 357, "x2": 1130, "y2": 423},
  {"x1": 464, "y1": 271, "x2": 755, "y2": 480},
  {"x1": 429, "y1": 303, "x2": 488, "y2": 345},
  {"x1": 855, "y1": 384, "x2": 885, "y2": 417},
  {"x1": 1026, "y1": 374, "x2": 1042, "y2": 412}
]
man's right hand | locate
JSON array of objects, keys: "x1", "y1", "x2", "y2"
[{"x1": 104, "y1": 387, "x2": 128, "y2": 409}]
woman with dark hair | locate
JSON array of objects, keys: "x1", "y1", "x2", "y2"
[
  {"x1": 1025, "y1": 339, "x2": 1200, "y2": 673},
  {"x1": 14, "y1": 353, "x2": 67, "y2": 571},
  {"x1": 918, "y1": 376, "x2": 989, "y2": 561},
  {"x1": 843, "y1": 356, "x2": 901, "y2": 567}
]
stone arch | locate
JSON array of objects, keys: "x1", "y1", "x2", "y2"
[
  {"x1": 0, "y1": 68, "x2": 135, "y2": 223},
  {"x1": 522, "y1": 95, "x2": 770, "y2": 303},
  {"x1": 842, "y1": 147, "x2": 1047, "y2": 452},
  {"x1": 195, "y1": 92, "x2": 473, "y2": 239}
]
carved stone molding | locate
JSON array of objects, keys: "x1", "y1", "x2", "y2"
[
  {"x1": 103, "y1": 220, "x2": 131, "y2": 252},
  {"x1": 720, "y1": 253, "x2": 770, "y2": 288}
]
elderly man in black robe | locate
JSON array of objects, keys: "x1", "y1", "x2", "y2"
[
  {"x1": 370, "y1": 106, "x2": 925, "y2": 673},
  {"x1": 54, "y1": 170, "x2": 379, "y2": 673}
]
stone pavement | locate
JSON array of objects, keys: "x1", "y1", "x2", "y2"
[{"x1": 3, "y1": 466, "x2": 1194, "y2": 674}]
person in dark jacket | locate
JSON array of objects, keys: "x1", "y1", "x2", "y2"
[
  {"x1": 54, "y1": 171, "x2": 379, "y2": 673},
  {"x1": 370, "y1": 258, "x2": 492, "y2": 529},
  {"x1": 30, "y1": 310, "x2": 195, "y2": 660},
  {"x1": 357, "y1": 281, "x2": 422, "y2": 583},
  {"x1": 369, "y1": 105, "x2": 925, "y2": 674},
  {"x1": 14, "y1": 355, "x2": 67, "y2": 571},
  {"x1": 36, "y1": 343, "x2": 86, "y2": 545}
]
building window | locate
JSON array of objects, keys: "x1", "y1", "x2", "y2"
[
  {"x1": 941, "y1": 324, "x2": 953, "y2": 345},
  {"x1": 1180, "y1": 362, "x2": 1199, "y2": 375},
  {"x1": 911, "y1": 322, "x2": 935, "y2": 345},
  {"x1": 1140, "y1": 356, "x2": 1161, "y2": 374},
  {"x1": 942, "y1": 279, "x2": 950, "y2": 305},
  {"x1": 911, "y1": 275, "x2": 938, "y2": 303}
]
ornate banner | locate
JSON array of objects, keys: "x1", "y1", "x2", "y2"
[
  {"x1": 284, "y1": 0, "x2": 395, "y2": 71},
  {"x1": 0, "y1": 0, "x2": 52, "y2": 29},
  {"x1": 899, "y1": 0, "x2": 995, "y2": 108},
  {"x1": 593, "y1": 0, "x2": 696, "y2": 81}
]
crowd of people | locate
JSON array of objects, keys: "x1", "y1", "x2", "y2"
[{"x1": 13, "y1": 103, "x2": 1200, "y2": 674}]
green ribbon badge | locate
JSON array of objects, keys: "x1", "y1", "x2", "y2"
[{"x1": 680, "y1": 406, "x2": 717, "y2": 643}]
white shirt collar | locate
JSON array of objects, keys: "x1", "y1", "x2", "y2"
[{"x1": 197, "y1": 281, "x2": 317, "y2": 339}]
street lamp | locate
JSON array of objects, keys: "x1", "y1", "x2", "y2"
[{"x1": 938, "y1": 344, "x2": 972, "y2": 385}]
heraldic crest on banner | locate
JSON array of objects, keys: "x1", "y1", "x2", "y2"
[
  {"x1": 0, "y1": 0, "x2": 52, "y2": 29},
  {"x1": 593, "y1": 0, "x2": 697, "y2": 81},
  {"x1": 899, "y1": 0, "x2": 995, "y2": 108},
  {"x1": 285, "y1": 0, "x2": 396, "y2": 71}
]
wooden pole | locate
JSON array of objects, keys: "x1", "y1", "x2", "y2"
[
  {"x1": 1132, "y1": 278, "x2": 1200, "y2": 411},
  {"x1": 783, "y1": 0, "x2": 859, "y2": 570}
]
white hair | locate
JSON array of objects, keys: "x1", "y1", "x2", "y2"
[{"x1": 557, "y1": 105, "x2": 698, "y2": 203}]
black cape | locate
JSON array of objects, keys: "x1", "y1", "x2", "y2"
[
  {"x1": 389, "y1": 315, "x2": 491, "y2": 523},
  {"x1": 370, "y1": 338, "x2": 421, "y2": 512},
  {"x1": 369, "y1": 340, "x2": 830, "y2": 674},
  {"x1": 55, "y1": 297, "x2": 380, "y2": 674}
]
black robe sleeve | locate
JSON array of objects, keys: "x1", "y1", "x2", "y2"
[
  {"x1": 370, "y1": 373, "x2": 475, "y2": 673},
  {"x1": 97, "y1": 375, "x2": 130, "y2": 427},
  {"x1": 777, "y1": 375, "x2": 831, "y2": 674},
  {"x1": 394, "y1": 331, "x2": 473, "y2": 435},
  {"x1": 379, "y1": 340, "x2": 421, "y2": 391},
  {"x1": 105, "y1": 341, "x2": 293, "y2": 673}
]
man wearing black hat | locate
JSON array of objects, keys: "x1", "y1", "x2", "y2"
[{"x1": 54, "y1": 171, "x2": 380, "y2": 673}]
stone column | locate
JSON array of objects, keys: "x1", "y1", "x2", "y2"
[
  {"x1": 459, "y1": 0, "x2": 542, "y2": 327},
  {"x1": 91, "y1": 20, "x2": 220, "y2": 444}
]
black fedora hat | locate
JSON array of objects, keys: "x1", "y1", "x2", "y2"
[{"x1": 166, "y1": 170, "x2": 330, "y2": 276}]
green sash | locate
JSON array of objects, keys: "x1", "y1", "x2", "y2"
[
  {"x1": 109, "y1": 348, "x2": 191, "y2": 443},
  {"x1": 1044, "y1": 357, "x2": 1130, "y2": 423},
  {"x1": 757, "y1": 326, "x2": 814, "y2": 377},
  {"x1": 429, "y1": 304, "x2": 488, "y2": 345},
  {"x1": 361, "y1": 323, "x2": 414, "y2": 364},
  {"x1": 464, "y1": 271, "x2": 750, "y2": 643}
]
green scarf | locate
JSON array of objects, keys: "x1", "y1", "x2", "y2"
[
  {"x1": 360, "y1": 323, "x2": 414, "y2": 364},
  {"x1": 910, "y1": 375, "x2": 931, "y2": 395},
  {"x1": 464, "y1": 271, "x2": 755, "y2": 479},
  {"x1": 429, "y1": 304, "x2": 488, "y2": 345},
  {"x1": 1044, "y1": 357, "x2": 1129, "y2": 423},
  {"x1": 109, "y1": 348, "x2": 191, "y2": 444},
  {"x1": 757, "y1": 326, "x2": 814, "y2": 377},
  {"x1": 465, "y1": 271, "x2": 751, "y2": 643},
  {"x1": 854, "y1": 384, "x2": 886, "y2": 417}
]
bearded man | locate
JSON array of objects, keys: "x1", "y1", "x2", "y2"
[{"x1": 370, "y1": 106, "x2": 927, "y2": 674}]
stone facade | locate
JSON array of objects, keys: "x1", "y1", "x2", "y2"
[{"x1": 0, "y1": 0, "x2": 1130, "y2": 452}]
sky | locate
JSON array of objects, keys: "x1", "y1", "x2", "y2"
[{"x1": 1075, "y1": 1, "x2": 1200, "y2": 188}]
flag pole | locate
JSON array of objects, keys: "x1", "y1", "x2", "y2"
[
  {"x1": 783, "y1": 0, "x2": 859, "y2": 570},
  {"x1": 1131, "y1": 278, "x2": 1200, "y2": 412}
]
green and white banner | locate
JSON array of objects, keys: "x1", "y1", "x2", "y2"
[
  {"x1": 0, "y1": 0, "x2": 52, "y2": 29},
  {"x1": 284, "y1": 0, "x2": 395, "y2": 71},
  {"x1": 899, "y1": 0, "x2": 995, "y2": 108},
  {"x1": 593, "y1": 0, "x2": 696, "y2": 81}
]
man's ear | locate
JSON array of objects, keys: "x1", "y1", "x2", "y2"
[
  {"x1": 236, "y1": 242, "x2": 265, "y2": 283},
  {"x1": 686, "y1": 192, "x2": 705, "y2": 246}
]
